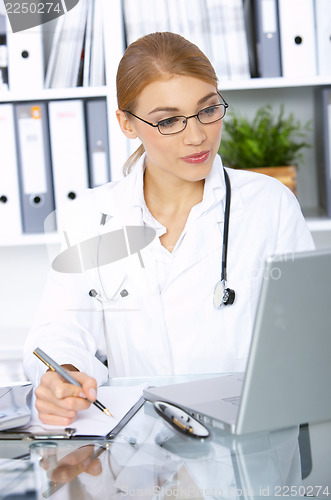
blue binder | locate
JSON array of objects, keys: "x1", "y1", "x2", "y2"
[
  {"x1": 14, "y1": 102, "x2": 56, "y2": 233},
  {"x1": 316, "y1": 88, "x2": 331, "y2": 218},
  {"x1": 86, "y1": 98, "x2": 111, "y2": 187}
]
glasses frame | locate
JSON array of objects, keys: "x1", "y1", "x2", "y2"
[{"x1": 123, "y1": 91, "x2": 229, "y2": 136}]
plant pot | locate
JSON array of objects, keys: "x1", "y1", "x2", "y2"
[{"x1": 235, "y1": 165, "x2": 297, "y2": 196}]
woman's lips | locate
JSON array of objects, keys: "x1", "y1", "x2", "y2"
[{"x1": 181, "y1": 150, "x2": 210, "y2": 164}]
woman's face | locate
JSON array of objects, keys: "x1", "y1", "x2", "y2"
[{"x1": 120, "y1": 75, "x2": 223, "y2": 184}]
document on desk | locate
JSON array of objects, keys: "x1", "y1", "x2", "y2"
[{"x1": 27, "y1": 384, "x2": 146, "y2": 438}]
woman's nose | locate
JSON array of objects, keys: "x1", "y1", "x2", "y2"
[{"x1": 182, "y1": 116, "x2": 206, "y2": 145}]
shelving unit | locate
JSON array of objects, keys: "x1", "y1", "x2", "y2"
[
  {"x1": 220, "y1": 75, "x2": 331, "y2": 91},
  {"x1": 0, "y1": 0, "x2": 330, "y2": 379},
  {"x1": 220, "y1": 78, "x2": 331, "y2": 235},
  {"x1": 0, "y1": 0, "x2": 128, "y2": 377},
  {"x1": 0, "y1": 86, "x2": 108, "y2": 101}
]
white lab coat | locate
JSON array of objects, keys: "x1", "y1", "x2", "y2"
[{"x1": 23, "y1": 155, "x2": 315, "y2": 387}]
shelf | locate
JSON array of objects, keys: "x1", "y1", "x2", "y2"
[
  {"x1": 1, "y1": 216, "x2": 330, "y2": 248},
  {"x1": 220, "y1": 75, "x2": 331, "y2": 91},
  {"x1": 0, "y1": 232, "x2": 60, "y2": 247},
  {"x1": 0, "y1": 86, "x2": 109, "y2": 103},
  {"x1": 1, "y1": 77, "x2": 330, "y2": 102},
  {"x1": 306, "y1": 217, "x2": 331, "y2": 232}
]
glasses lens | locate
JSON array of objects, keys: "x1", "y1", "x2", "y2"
[
  {"x1": 158, "y1": 116, "x2": 187, "y2": 135},
  {"x1": 198, "y1": 104, "x2": 226, "y2": 124}
]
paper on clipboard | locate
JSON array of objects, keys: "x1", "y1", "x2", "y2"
[{"x1": 26, "y1": 384, "x2": 146, "y2": 438}]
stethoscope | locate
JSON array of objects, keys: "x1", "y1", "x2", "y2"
[
  {"x1": 89, "y1": 168, "x2": 235, "y2": 308},
  {"x1": 213, "y1": 168, "x2": 236, "y2": 308}
]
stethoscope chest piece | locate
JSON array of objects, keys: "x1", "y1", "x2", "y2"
[{"x1": 213, "y1": 280, "x2": 236, "y2": 308}]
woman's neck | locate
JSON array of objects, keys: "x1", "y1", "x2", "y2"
[{"x1": 143, "y1": 167, "x2": 205, "y2": 219}]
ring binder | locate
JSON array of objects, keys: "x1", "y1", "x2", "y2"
[{"x1": 14, "y1": 102, "x2": 55, "y2": 233}]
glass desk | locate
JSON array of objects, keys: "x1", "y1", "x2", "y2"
[{"x1": 0, "y1": 376, "x2": 330, "y2": 499}]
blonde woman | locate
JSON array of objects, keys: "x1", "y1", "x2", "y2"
[{"x1": 23, "y1": 32, "x2": 314, "y2": 425}]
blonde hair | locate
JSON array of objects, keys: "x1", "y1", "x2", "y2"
[{"x1": 116, "y1": 32, "x2": 218, "y2": 175}]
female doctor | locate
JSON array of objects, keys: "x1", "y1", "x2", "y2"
[{"x1": 23, "y1": 32, "x2": 315, "y2": 425}]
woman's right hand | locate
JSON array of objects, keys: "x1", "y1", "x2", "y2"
[{"x1": 34, "y1": 365, "x2": 98, "y2": 426}]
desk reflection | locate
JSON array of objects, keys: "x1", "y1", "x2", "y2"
[{"x1": 0, "y1": 403, "x2": 303, "y2": 500}]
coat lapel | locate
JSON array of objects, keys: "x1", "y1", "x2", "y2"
[
  {"x1": 160, "y1": 168, "x2": 246, "y2": 289},
  {"x1": 92, "y1": 168, "x2": 160, "y2": 300}
]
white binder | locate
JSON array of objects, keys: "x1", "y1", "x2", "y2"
[
  {"x1": 174, "y1": 0, "x2": 191, "y2": 40},
  {"x1": 6, "y1": 20, "x2": 44, "y2": 92},
  {"x1": 315, "y1": 0, "x2": 331, "y2": 76},
  {"x1": 0, "y1": 103, "x2": 22, "y2": 237},
  {"x1": 67, "y1": 0, "x2": 89, "y2": 87},
  {"x1": 14, "y1": 103, "x2": 55, "y2": 233},
  {"x1": 123, "y1": 0, "x2": 155, "y2": 44},
  {"x1": 184, "y1": 0, "x2": 211, "y2": 61},
  {"x1": 49, "y1": 0, "x2": 88, "y2": 88},
  {"x1": 167, "y1": 0, "x2": 185, "y2": 35},
  {"x1": 0, "y1": 12, "x2": 8, "y2": 90},
  {"x1": 83, "y1": 0, "x2": 94, "y2": 87},
  {"x1": 219, "y1": 0, "x2": 250, "y2": 80},
  {"x1": 90, "y1": 0, "x2": 105, "y2": 87},
  {"x1": 152, "y1": 0, "x2": 169, "y2": 32},
  {"x1": 48, "y1": 100, "x2": 89, "y2": 211},
  {"x1": 205, "y1": 0, "x2": 230, "y2": 80},
  {"x1": 278, "y1": 0, "x2": 317, "y2": 77},
  {"x1": 44, "y1": 15, "x2": 65, "y2": 89}
]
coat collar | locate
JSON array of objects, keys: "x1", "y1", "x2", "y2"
[
  {"x1": 95, "y1": 153, "x2": 243, "y2": 222},
  {"x1": 92, "y1": 153, "x2": 245, "y2": 290},
  {"x1": 93, "y1": 153, "x2": 245, "y2": 249}
]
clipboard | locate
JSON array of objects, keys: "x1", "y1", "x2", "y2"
[{"x1": 0, "y1": 386, "x2": 146, "y2": 441}]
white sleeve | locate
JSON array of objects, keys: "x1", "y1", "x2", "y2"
[
  {"x1": 23, "y1": 194, "x2": 109, "y2": 387},
  {"x1": 23, "y1": 266, "x2": 109, "y2": 387}
]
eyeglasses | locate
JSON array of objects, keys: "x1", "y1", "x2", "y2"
[{"x1": 123, "y1": 91, "x2": 229, "y2": 136}]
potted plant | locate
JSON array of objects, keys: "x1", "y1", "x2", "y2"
[{"x1": 218, "y1": 105, "x2": 311, "y2": 195}]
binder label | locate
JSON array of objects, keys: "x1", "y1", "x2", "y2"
[
  {"x1": 328, "y1": 99, "x2": 331, "y2": 181},
  {"x1": 262, "y1": 0, "x2": 277, "y2": 34},
  {"x1": 92, "y1": 150, "x2": 108, "y2": 187},
  {"x1": 18, "y1": 108, "x2": 47, "y2": 194}
]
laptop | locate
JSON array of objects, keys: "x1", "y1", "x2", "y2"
[{"x1": 144, "y1": 249, "x2": 331, "y2": 435}]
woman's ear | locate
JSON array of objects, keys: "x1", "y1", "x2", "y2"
[{"x1": 116, "y1": 110, "x2": 138, "y2": 139}]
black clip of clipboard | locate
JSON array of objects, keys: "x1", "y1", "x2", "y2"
[
  {"x1": 0, "y1": 396, "x2": 146, "y2": 441},
  {"x1": 74, "y1": 395, "x2": 146, "y2": 440}
]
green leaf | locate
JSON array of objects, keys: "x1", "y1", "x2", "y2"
[{"x1": 219, "y1": 104, "x2": 311, "y2": 168}]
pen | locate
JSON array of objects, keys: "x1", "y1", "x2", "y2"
[
  {"x1": 33, "y1": 347, "x2": 112, "y2": 417},
  {"x1": 42, "y1": 444, "x2": 110, "y2": 498}
]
